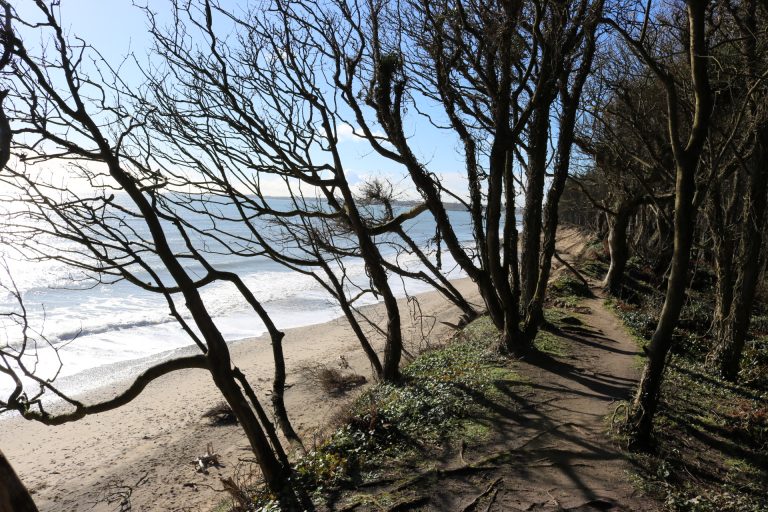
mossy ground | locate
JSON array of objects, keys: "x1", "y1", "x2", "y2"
[{"x1": 606, "y1": 260, "x2": 768, "y2": 512}]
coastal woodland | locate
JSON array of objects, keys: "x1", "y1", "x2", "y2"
[{"x1": 0, "y1": 0, "x2": 767, "y2": 511}]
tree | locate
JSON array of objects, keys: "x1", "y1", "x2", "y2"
[
  {"x1": 704, "y1": 0, "x2": 768, "y2": 381},
  {"x1": 522, "y1": 0, "x2": 602, "y2": 331},
  {"x1": 0, "y1": 1, "x2": 307, "y2": 502},
  {"x1": 573, "y1": 53, "x2": 675, "y2": 296},
  {"x1": 262, "y1": 0, "x2": 606, "y2": 353},
  {"x1": 606, "y1": 0, "x2": 714, "y2": 447},
  {"x1": 133, "y1": 0, "x2": 469, "y2": 382}
]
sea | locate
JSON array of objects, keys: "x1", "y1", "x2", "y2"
[{"x1": 0, "y1": 195, "x2": 479, "y2": 401}]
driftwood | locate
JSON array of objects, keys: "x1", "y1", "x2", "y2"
[{"x1": 194, "y1": 443, "x2": 221, "y2": 474}]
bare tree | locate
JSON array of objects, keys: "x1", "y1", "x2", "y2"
[
  {"x1": 0, "y1": 7, "x2": 37, "y2": 509},
  {"x1": 606, "y1": 0, "x2": 714, "y2": 448},
  {"x1": 132, "y1": 0, "x2": 463, "y2": 382},
  {"x1": 704, "y1": 0, "x2": 768, "y2": 381},
  {"x1": 261, "y1": 0, "x2": 606, "y2": 353},
  {"x1": 522, "y1": 1, "x2": 602, "y2": 331},
  {"x1": 0, "y1": 1, "x2": 308, "y2": 502},
  {"x1": 573, "y1": 55, "x2": 675, "y2": 295},
  {"x1": 356, "y1": 177, "x2": 479, "y2": 324}
]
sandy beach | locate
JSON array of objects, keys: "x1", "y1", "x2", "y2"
[{"x1": 0, "y1": 278, "x2": 481, "y2": 512}]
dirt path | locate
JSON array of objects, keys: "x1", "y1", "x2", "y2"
[
  {"x1": 475, "y1": 292, "x2": 657, "y2": 511},
  {"x1": 362, "y1": 287, "x2": 659, "y2": 512}
]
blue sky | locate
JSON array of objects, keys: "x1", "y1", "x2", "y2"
[{"x1": 11, "y1": 1, "x2": 474, "y2": 201}]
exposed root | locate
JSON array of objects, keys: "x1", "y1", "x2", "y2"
[
  {"x1": 385, "y1": 495, "x2": 430, "y2": 511},
  {"x1": 609, "y1": 401, "x2": 630, "y2": 434},
  {"x1": 460, "y1": 477, "x2": 503, "y2": 512},
  {"x1": 484, "y1": 486, "x2": 500, "y2": 512}
]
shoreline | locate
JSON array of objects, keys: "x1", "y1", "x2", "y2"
[
  {"x1": 0, "y1": 278, "x2": 481, "y2": 512},
  {"x1": 0, "y1": 276, "x2": 454, "y2": 420}
]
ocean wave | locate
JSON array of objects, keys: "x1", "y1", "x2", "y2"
[{"x1": 49, "y1": 315, "x2": 181, "y2": 344}]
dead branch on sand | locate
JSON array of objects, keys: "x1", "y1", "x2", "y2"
[
  {"x1": 194, "y1": 443, "x2": 221, "y2": 474},
  {"x1": 298, "y1": 362, "x2": 367, "y2": 395}
]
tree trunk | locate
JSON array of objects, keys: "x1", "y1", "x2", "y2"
[
  {"x1": 627, "y1": 0, "x2": 712, "y2": 448},
  {"x1": 500, "y1": 148, "x2": 523, "y2": 352},
  {"x1": 328, "y1": 267, "x2": 385, "y2": 378},
  {"x1": 629, "y1": 159, "x2": 697, "y2": 448},
  {"x1": 340, "y1": 196, "x2": 403, "y2": 381},
  {"x1": 208, "y1": 355, "x2": 292, "y2": 492},
  {"x1": 709, "y1": 4, "x2": 765, "y2": 381},
  {"x1": 487, "y1": 142, "x2": 523, "y2": 353},
  {"x1": 713, "y1": 123, "x2": 768, "y2": 380},
  {"x1": 708, "y1": 193, "x2": 735, "y2": 344},
  {"x1": 520, "y1": 105, "x2": 550, "y2": 309},
  {"x1": 106, "y1": 158, "x2": 290, "y2": 494},
  {"x1": 525, "y1": 17, "x2": 599, "y2": 333},
  {"x1": 0, "y1": 450, "x2": 38, "y2": 512},
  {"x1": 222, "y1": 272, "x2": 302, "y2": 448},
  {"x1": 603, "y1": 204, "x2": 632, "y2": 296}
]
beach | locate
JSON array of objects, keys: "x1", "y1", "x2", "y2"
[{"x1": 0, "y1": 278, "x2": 481, "y2": 512}]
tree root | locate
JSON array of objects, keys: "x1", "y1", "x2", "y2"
[
  {"x1": 460, "y1": 477, "x2": 502, "y2": 512},
  {"x1": 387, "y1": 422, "x2": 576, "y2": 497},
  {"x1": 484, "y1": 487, "x2": 499, "y2": 512},
  {"x1": 385, "y1": 495, "x2": 430, "y2": 511}
]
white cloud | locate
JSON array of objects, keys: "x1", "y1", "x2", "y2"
[{"x1": 336, "y1": 123, "x2": 386, "y2": 143}]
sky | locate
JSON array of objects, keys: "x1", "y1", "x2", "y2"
[{"x1": 9, "y1": 0, "x2": 474, "y2": 201}]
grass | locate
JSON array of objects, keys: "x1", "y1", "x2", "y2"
[
  {"x1": 607, "y1": 260, "x2": 768, "y2": 512},
  {"x1": 547, "y1": 273, "x2": 593, "y2": 311},
  {"x1": 222, "y1": 315, "x2": 522, "y2": 511},
  {"x1": 549, "y1": 274, "x2": 592, "y2": 298},
  {"x1": 534, "y1": 330, "x2": 568, "y2": 357}
]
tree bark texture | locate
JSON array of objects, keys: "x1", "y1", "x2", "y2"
[{"x1": 521, "y1": 104, "x2": 550, "y2": 309}]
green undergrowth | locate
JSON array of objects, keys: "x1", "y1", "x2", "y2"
[
  {"x1": 534, "y1": 329, "x2": 569, "y2": 357},
  {"x1": 550, "y1": 273, "x2": 592, "y2": 297},
  {"x1": 607, "y1": 260, "x2": 768, "y2": 512},
  {"x1": 231, "y1": 315, "x2": 521, "y2": 511},
  {"x1": 548, "y1": 273, "x2": 594, "y2": 312}
]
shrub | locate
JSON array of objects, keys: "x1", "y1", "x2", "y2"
[{"x1": 202, "y1": 402, "x2": 238, "y2": 426}]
